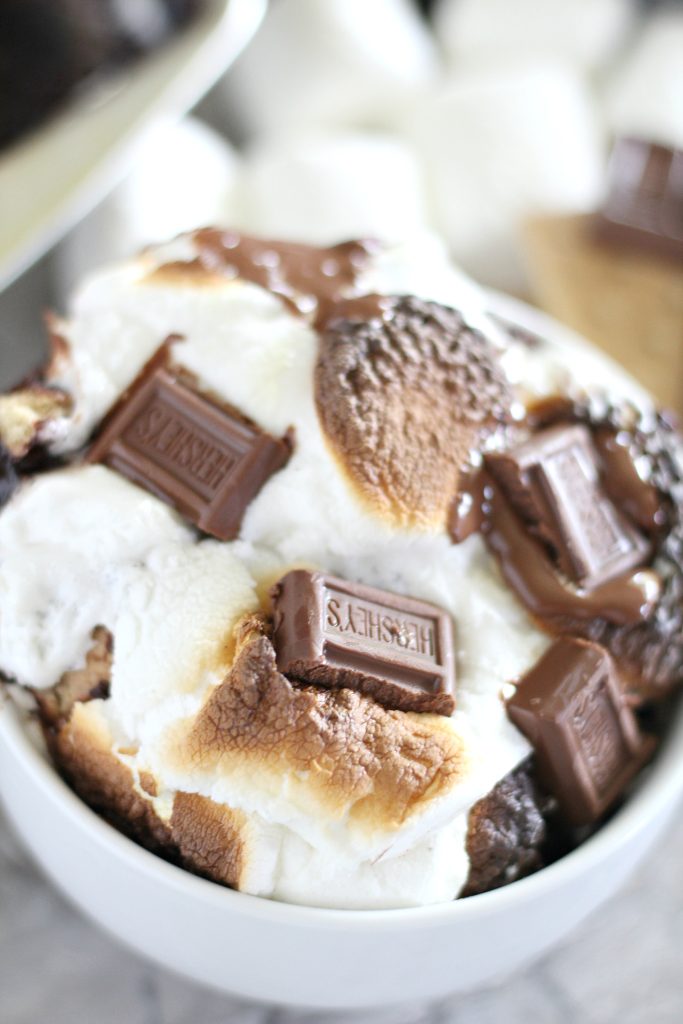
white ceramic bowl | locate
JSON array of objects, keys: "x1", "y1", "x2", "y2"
[
  {"x1": 1, "y1": 296, "x2": 682, "y2": 1010},
  {"x1": 1, "y1": 692, "x2": 682, "y2": 1010}
]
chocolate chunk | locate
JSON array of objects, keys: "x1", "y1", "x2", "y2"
[
  {"x1": 88, "y1": 360, "x2": 290, "y2": 540},
  {"x1": 507, "y1": 638, "x2": 655, "y2": 825},
  {"x1": 271, "y1": 570, "x2": 456, "y2": 715},
  {"x1": 486, "y1": 424, "x2": 650, "y2": 590},
  {"x1": 595, "y1": 137, "x2": 683, "y2": 262},
  {"x1": 0, "y1": 443, "x2": 18, "y2": 509}
]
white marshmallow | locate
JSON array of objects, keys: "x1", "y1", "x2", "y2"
[
  {"x1": 433, "y1": 0, "x2": 637, "y2": 73},
  {"x1": 57, "y1": 117, "x2": 241, "y2": 301},
  {"x1": 235, "y1": 133, "x2": 429, "y2": 244},
  {"x1": 221, "y1": 0, "x2": 437, "y2": 140},
  {"x1": 604, "y1": 10, "x2": 683, "y2": 149},
  {"x1": 409, "y1": 62, "x2": 606, "y2": 290}
]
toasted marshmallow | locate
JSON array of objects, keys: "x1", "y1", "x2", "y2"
[
  {"x1": 408, "y1": 63, "x2": 605, "y2": 290},
  {"x1": 604, "y1": 10, "x2": 683, "y2": 149},
  {"x1": 433, "y1": 0, "x2": 636, "y2": 74},
  {"x1": 222, "y1": 0, "x2": 437, "y2": 140},
  {"x1": 0, "y1": 467, "x2": 258, "y2": 742}
]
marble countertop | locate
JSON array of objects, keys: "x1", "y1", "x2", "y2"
[{"x1": 1, "y1": 265, "x2": 682, "y2": 1024}]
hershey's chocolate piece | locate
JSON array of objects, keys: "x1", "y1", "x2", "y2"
[
  {"x1": 271, "y1": 570, "x2": 456, "y2": 715},
  {"x1": 507, "y1": 638, "x2": 655, "y2": 825},
  {"x1": 486, "y1": 424, "x2": 650, "y2": 590},
  {"x1": 0, "y1": 442, "x2": 18, "y2": 509},
  {"x1": 595, "y1": 137, "x2": 683, "y2": 262},
  {"x1": 88, "y1": 363, "x2": 290, "y2": 540}
]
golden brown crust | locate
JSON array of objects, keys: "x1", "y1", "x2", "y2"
[
  {"x1": 170, "y1": 792, "x2": 247, "y2": 888},
  {"x1": 49, "y1": 702, "x2": 174, "y2": 852},
  {"x1": 172, "y1": 617, "x2": 469, "y2": 835},
  {"x1": 34, "y1": 625, "x2": 112, "y2": 729},
  {"x1": 0, "y1": 385, "x2": 72, "y2": 459},
  {"x1": 315, "y1": 297, "x2": 511, "y2": 530}
]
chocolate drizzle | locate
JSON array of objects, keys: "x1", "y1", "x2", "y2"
[{"x1": 152, "y1": 229, "x2": 376, "y2": 328}]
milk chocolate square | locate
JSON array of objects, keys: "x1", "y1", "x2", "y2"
[
  {"x1": 271, "y1": 570, "x2": 456, "y2": 715},
  {"x1": 595, "y1": 137, "x2": 683, "y2": 262},
  {"x1": 486, "y1": 424, "x2": 650, "y2": 589},
  {"x1": 507, "y1": 637, "x2": 655, "y2": 825},
  {"x1": 88, "y1": 361, "x2": 290, "y2": 540}
]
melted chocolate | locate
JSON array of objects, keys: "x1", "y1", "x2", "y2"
[
  {"x1": 485, "y1": 425, "x2": 651, "y2": 590},
  {"x1": 155, "y1": 230, "x2": 376, "y2": 329},
  {"x1": 593, "y1": 427, "x2": 665, "y2": 535},
  {"x1": 482, "y1": 475, "x2": 657, "y2": 627},
  {"x1": 449, "y1": 467, "x2": 493, "y2": 544}
]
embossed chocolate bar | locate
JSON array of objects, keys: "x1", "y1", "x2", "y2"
[
  {"x1": 486, "y1": 424, "x2": 650, "y2": 590},
  {"x1": 595, "y1": 137, "x2": 683, "y2": 261},
  {"x1": 271, "y1": 569, "x2": 456, "y2": 714},
  {"x1": 88, "y1": 360, "x2": 290, "y2": 540},
  {"x1": 507, "y1": 637, "x2": 655, "y2": 825}
]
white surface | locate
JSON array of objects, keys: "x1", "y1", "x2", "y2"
[
  {"x1": 0, "y1": 0, "x2": 265, "y2": 290},
  {"x1": 222, "y1": 0, "x2": 437, "y2": 140},
  {"x1": 1, "y1": 799, "x2": 682, "y2": 1024},
  {"x1": 57, "y1": 117, "x2": 241, "y2": 298},
  {"x1": 604, "y1": 9, "x2": 683, "y2": 149},
  {"x1": 236, "y1": 133, "x2": 429, "y2": 243},
  {"x1": 433, "y1": 0, "x2": 637, "y2": 72},
  {"x1": 408, "y1": 62, "x2": 605, "y2": 291}
]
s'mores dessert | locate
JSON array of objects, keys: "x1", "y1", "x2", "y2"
[{"x1": 0, "y1": 230, "x2": 680, "y2": 909}]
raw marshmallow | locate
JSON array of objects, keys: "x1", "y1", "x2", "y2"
[
  {"x1": 222, "y1": 0, "x2": 437, "y2": 141},
  {"x1": 57, "y1": 117, "x2": 241, "y2": 300},
  {"x1": 235, "y1": 133, "x2": 429, "y2": 244},
  {"x1": 433, "y1": 0, "x2": 637, "y2": 73},
  {"x1": 604, "y1": 10, "x2": 683, "y2": 149},
  {"x1": 409, "y1": 62, "x2": 605, "y2": 290}
]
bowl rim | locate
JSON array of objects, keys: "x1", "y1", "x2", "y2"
[{"x1": 2, "y1": 690, "x2": 683, "y2": 931}]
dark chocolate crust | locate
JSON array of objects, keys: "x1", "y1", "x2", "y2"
[{"x1": 462, "y1": 760, "x2": 549, "y2": 897}]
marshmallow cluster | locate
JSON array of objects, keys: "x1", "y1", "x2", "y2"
[
  {"x1": 59, "y1": 1, "x2": 675, "y2": 296},
  {"x1": 1, "y1": 234, "x2": 652, "y2": 908}
]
